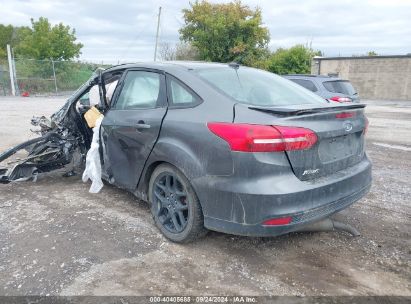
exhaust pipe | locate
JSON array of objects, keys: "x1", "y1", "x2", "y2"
[{"x1": 295, "y1": 218, "x2": 360, "y2": 237}]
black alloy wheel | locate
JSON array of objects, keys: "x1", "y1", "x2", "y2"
[
  {"x1": 153, "y1": 173, "x2": 188, "y2": 233},
  {"x1": 149, "y1": 164, "x2": 207, "y2": 242}
]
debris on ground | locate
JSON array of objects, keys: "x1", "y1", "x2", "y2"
[{"x1": 0, "y1": 201, "x2": 13, "y2": 208}]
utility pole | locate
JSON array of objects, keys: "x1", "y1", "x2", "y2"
[
  {"x1": 6, "y1": 44, "x2": 16, "y2": 96},
  {"x1": 11, "y1": 47, "x2": 19, "y2": 95},
  {"x1": 154, "y1": 6, "x2": 162, "y2": 61}
]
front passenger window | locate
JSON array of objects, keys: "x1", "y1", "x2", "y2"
[{"x1": 115, "y1": 71, "x2": 161, "y2": 110}]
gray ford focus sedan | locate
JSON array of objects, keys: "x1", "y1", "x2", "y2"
[{"x1": 0, "y1": 62, "x2": 372, "y2": 243}]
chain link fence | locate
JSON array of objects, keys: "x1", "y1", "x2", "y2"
[
  {"x1": 0, "y1": 58, "x2": 11, "y2": 95},
  {"x1": 0, "y1": 57, "x2": 112, "y2": 96}
]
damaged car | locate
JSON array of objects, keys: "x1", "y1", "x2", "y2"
[{"x1": 0, "y1": 62, "x2": 372, "y2": 242}]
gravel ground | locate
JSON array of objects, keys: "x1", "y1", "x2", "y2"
[{"x1": 0, "y1": 97, "x2": 410, "y2": 296}]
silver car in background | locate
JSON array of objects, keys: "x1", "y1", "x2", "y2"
[{"x1": 283, "y1": 75, "x2": 360, "y2": 103}]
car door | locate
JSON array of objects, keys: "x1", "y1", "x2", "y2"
[{"x1": 100, "y1": 69, "x2": 167, "y2": 190}]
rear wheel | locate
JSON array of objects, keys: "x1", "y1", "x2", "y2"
[{"x1": 148, "y1": 164, "x2": 207, "y2": 243}]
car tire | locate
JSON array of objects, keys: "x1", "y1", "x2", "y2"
[{"x1": 148, "y1": 163, "x2": 207, "y2": 243}]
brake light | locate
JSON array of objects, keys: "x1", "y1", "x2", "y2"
[
  {"x1": 207, "y1": 123, "x2": 317, "y2": 152},
  {"x1": 364, "y1": 117, "x2": 369, "y2": 135},
  {"x1": 335, "y1": 112, "x2": 356, "y2": 119},
  {"x1": 262, "y1": 216, "x2": 292, "y2": 226},
  {"x1": 329, "y1": 96, "x2": 352, "y2": 103}
]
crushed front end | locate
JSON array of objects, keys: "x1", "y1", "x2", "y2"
[{"x1": 0, "y1": 73, "x2": 98, "y2": 184}]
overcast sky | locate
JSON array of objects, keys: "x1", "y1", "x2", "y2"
[{"x1": 1, "y1": 0, "x2": 411, "y2": 63}]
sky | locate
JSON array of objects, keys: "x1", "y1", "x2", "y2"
[{"x1": 1, "y1": 0, "x2": 411, "y2": 63}]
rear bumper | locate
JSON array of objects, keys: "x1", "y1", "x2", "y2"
[
  {"x1": 203, "y1": 182, "x2": 371, "y2": 237},
  {"x1": 194, "y1": 156, "x2": 372, "y2": 237}
]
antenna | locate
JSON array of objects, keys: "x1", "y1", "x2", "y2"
[{"x1": 154, "y1": 6, "x2": 162, "y2": 61}]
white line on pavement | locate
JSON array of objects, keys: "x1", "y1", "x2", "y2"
[{"x1": 373, "y1": 142, "x2": 411, "y2": 151}]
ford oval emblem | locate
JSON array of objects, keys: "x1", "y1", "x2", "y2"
[{"x1": 343, "y1": 121, "x2": 353, "y2": 132}]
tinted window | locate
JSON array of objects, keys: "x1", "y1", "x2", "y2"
[
  {"x1": 323, "y1": 80, "x2": 356, "y2": 95},
  {"x1": 196, "y1": 67, "x2": 327, "y2": 106},
  {"x1": 115, "y1": 71, "x2": 161, "y2": 110},
  {"x1": 289, "y1": 79, "x2": 317, "y2": 92}
]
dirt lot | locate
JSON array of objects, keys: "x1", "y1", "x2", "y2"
[{"x1": 0, "y1": 97, "x2": 410, "y2": 296}]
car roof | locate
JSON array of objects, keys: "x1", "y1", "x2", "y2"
[
  {"x1": 103, "y1": 62, "x2": 350, "y2": 84},
  {"x1": 283, "y1": 74, "x2": 344, "y2": 81},
  {"x1": 104, "y1": 61, "x2": 230, "y2": 74}
]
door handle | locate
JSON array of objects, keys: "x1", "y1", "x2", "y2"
[{"x1": 136, "y1": 121, "x2": 151, "y2": 129}]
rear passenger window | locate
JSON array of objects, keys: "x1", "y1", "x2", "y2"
[
  {"x1": 290, "y1": 79, "x2": 318, "y2": 92},
  {"x1": 168, "y1": 76, "x2": 202, "y2": 108},
  {"x1": 323, "y1": 80, "x2": 356, "y2": 95}
]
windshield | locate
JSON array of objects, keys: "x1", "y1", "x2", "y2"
[
  {"x1": 195, "y1": 66, "x2": 328, "y2": 106},
  {"x1": 323, "y1": 80, "x2": 356, "y2": 95}
]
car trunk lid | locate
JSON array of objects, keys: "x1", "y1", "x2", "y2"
[{"x1": 234, "y1": 103, "x2": 367, "y2": 181}]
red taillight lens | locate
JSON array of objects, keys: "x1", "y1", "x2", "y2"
[
  {"x1": 207, "y1": 123, "x2": 317, "y2": 152},
  {"x1": 275, "y1": 125, "x2": 318, "y2": 151},
  {"x1": 329, "y1": 96, "x2": 352, "y2": 103},
  {"x1": 364, "y1": 117, "x2": 369, "y2": 135},
  {"x1": 335, "y1": 112, "x2": 356, "y2": 119},
  {"x1": 262, "y1": 216, "x2": 292, "y2": 226}
]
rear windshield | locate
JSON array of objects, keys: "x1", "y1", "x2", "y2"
[
  {"x1": 323, "y1": 80, "x2": 356, "y2": 95},
  {"x1": 289, "y1": 79, "x2": 318, "y2": 92},
  {"x1": 195, "y1": 67, "x2": 327, "y2": 106}
]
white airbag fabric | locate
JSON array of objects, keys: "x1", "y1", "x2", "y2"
[{"x1": 82, "y1": 116, "x2": 104, "y2": 193}]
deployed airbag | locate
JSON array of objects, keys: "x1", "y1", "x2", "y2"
[{"x1": 82, "y1": 116, "x2": 104, "y2": 193}]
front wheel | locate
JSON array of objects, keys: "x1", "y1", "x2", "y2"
[{"x1": 148, "y1": 164, "x2": 207, "y2": 243}]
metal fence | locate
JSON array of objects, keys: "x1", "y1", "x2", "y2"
[
  {"x1": 0, "y1": 57, "x2": 112, "y2": 96},
  {"x1": 0, "y1": 58, "x2": 11, "y2": 95}
]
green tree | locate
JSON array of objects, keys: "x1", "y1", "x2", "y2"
[
  {"x1": 15, "y1": 17, "x2": 83, "y2": 60},
  {"x1": 0, "y1": 24, "x2": 30, "y2": 58},
  {"x1": 367, "y1": 51, "x2": 378, "y2": 56},
  {"x1": 268, "y1": 45, "x2": 320, "y2": 75},
  {"x1": 0, "y1": 25, "x2": 14, "y2": 58},
  {"x1": 179, "y1": 0, "x2": 270, "y2": 66}
]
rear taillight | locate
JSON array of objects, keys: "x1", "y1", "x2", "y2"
[
  {"x1": 329, "y1": 96, "x2": 352, "y2": 103},
  {"x1": 262, "y1": 216, "x2": 292, "y2": 226},
  {"x1": 364, "y1": 117, "x2": 369, "y2": 135},
  {"x1": 207, "y1": 123, "x2": 317, "y2": 152}
]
